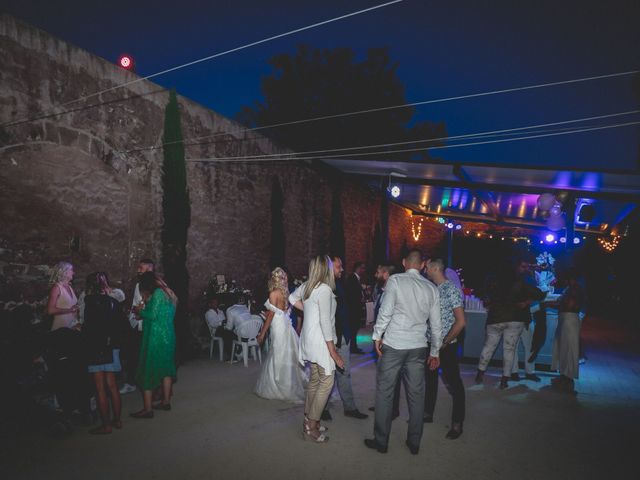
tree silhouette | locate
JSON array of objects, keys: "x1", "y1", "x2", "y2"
[
  {"x1": 161, "y1": 89, "x2": 191, "y2": 358},
  {"x1": 237, "y1": 45, "x2": 446, "y2": 159}
]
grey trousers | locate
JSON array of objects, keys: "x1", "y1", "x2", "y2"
[
  {"x1": 374, "y1": 345, "x2": 427, "y2": 448},
  {"x1": 334, "y1": 336, "x2": 357, "y2": 411}
]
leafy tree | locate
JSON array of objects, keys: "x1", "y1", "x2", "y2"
[
  {"x1": 237, "y1": 45, "x2": 446, "y2": 159},
  {"x1": 161, "y1": 89, "x2": 191, "y2": 357}
]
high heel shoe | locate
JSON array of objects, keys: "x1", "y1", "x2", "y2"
[
  {"x1": 303, "y1": 422, "x2": 329, "y2": 443},
  {"x1": 304, "y1": 415, "x2": 328, "y2": 432}
]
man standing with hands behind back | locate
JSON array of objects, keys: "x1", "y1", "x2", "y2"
[{"x1": 365, "y1": 250, "x2": 442, "y2": 455}]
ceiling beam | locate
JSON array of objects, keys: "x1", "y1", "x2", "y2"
[
  {"x1": 334, "y1": 157, "x2": 640, "y2": 175},
  {"x1": 452, "y1": 164, "x2": 502, "y2": 221},
  {"x1": 404, "y1": 204, "x2": 602, "y2": 234},
  {"x1": 351, "y1": 173, "x2": 640, "y2": 202}
]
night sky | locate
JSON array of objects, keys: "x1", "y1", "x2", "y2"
[{"x1": 1, "y1": 0, "x2": 639, "y2": 170}]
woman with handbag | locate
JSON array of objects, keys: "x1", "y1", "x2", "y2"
[{"x1": 83, "y1": 272, "x2": 123, "y2": 434}]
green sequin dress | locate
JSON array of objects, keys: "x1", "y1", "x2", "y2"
[{"x1": 135, "y1": 289, "x2": 177, "y2": 390}]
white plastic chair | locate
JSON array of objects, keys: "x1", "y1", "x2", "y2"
[
  {"x1": 208, "y1": 325, "x2": 224, "y2": 361},
  {"x1": 230, "y1": 315, "x2": 263, "y2": 367}
]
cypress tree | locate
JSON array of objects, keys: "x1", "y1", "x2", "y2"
[{"x1": 161, "y1": 89, "x2": 191, "y2": 358}]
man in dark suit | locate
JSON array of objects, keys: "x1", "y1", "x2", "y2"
[{"x1": 345, "y1": 261, "x2": 366, "y2": 354}]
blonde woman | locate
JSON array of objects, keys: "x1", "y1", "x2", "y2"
[
  {"x1": 290, "y1": 256, "x2": 345, "y2": 443},
  {"x1": 255, "y1": 267, "x2": 306, "y2": 402},
  {"x1": 47, "y1": 261, "x2": 79, "y2": 331}
]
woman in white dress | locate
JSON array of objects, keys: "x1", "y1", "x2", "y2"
[
  {"x1": 255, "y1": 268, "x2": 306, "y2": 402},
  {"x1": 290, "y1": 256, "x2": 345, "y2": 443}
]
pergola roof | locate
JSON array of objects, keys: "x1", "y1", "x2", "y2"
[{"x1": 323, "y1": 158, "x2": 640, "y2": 234}]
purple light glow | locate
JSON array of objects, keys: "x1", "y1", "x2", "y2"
[{"x1": 545, "y1": 233, "x2": 555, "y2": 243}]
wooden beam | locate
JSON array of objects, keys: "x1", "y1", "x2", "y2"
[{"x1": 351, "y1": 173, "x2": 640, "y2": 203}]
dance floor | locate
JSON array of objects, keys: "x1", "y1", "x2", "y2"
[{"x1": 2, "y1": 318, "x2": 639, "y2": 480}]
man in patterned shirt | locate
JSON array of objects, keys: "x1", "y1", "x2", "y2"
[{"x1": 424, "y1": 258, "x2": 467, "y2": 439}]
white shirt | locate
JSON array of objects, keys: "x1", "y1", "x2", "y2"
[
  {"x1": 205, "y1": 308, "x2": 226, "y2": 329},
  {"x1": 290, "y1": 282, "x2": 337, "y2": 373},
  {"x1": 225, "y1": 304, "x2": 252, "y2": 332},
  {"x1": 128, "y1": 283, "x2": 143, "y2": 331},
  {"x1": 373, "y1": 269, "x2": 442, "y2": 357}
]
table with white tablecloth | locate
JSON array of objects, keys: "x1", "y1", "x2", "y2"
[{"x1": 462, "y1": 309, "x2": 559, "y2": 367}]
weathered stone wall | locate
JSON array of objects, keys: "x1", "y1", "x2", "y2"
[{"x1": 0, "y1": 14, "x2": 442, "y2": 314}]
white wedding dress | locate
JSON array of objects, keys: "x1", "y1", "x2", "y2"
[{"x1": 254, "y1": 300, "x2": 306, "y2": 402}]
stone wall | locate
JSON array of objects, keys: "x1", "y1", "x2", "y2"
[{"x1": 0, "y1": 14, "x2": 442, "y2": 315}]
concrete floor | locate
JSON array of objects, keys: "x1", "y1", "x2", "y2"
[{"x1": 3, "y1": 319, "x2": 639, "y2": 480}]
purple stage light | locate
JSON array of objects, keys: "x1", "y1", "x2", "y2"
[{"x1": 545, "y1": 234, "x2": 555, "y2": 243}]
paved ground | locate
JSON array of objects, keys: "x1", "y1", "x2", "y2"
[{"x1": 2, "y1": 317, "x2": 639, "y2": 480}]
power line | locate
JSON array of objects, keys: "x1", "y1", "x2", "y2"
[
  {"x1": 122, "y1": 69, "x2": 640, "y2": 154},
  {"x1": 186, "y1": 120, "x2": 640, "y2": 163},
  {"x1": 180, "y1": 110, "x2": 640, "y2": 161},
  {"x1": 2, "y1": 1, "x2": 404, "y2": 128}
]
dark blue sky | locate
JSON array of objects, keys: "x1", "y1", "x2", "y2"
[{"x1": 2, "y1": 0, "x2": 639, "y2": 169}]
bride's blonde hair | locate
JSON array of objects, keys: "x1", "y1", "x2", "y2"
[{"x1": 268, "y1": 267, "x2": 289, "y2": 308}]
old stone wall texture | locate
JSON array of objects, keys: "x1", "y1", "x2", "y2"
[{"x1": 0, "y1": 14, "x2": 442, "y2": 315}]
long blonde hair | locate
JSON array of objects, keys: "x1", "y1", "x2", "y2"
[
  {"x1": 303, "y1": 255, "x2": 335, "y2": 300},
  {"x1": 268, "y1": 267, "x2": 289, "y2": 308},
  {"x1": 49, "y1": 261, "x2": 73, "y2": 285}
]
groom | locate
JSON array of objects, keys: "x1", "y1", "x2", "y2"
[{"x1": 365, "y1": 250, "x2": 442, "y2": 455}]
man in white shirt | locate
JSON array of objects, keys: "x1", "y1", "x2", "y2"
[
  {"x1": 225, "y1": 296, "x2": 252, "y2": 334},
  {"x1": 205, "y1": 297, "x2": 234, "y2": 361},
  {"x1": 120, "y1": 258, "x2": 154, "y2": 394},
  {"x1": 365, "y1": 250, "x2": 442, "y2": 455}
]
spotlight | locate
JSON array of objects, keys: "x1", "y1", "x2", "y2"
[
  {"x1": 573, "y1": 237, "x2": 581, "y2": 245},
  {"x1": 389, "y1": 185, "x2": 401, "y2": 198},
  {"x1": 446, "y1": 222, "x2": 454, "y2": 229},
  {"x1": 118, "y1": 54, "x2": 135, "y2": 70},
  {"x1": 559, "y1": 237, "x2": 567, "y2": 243},
  {"x1": 455, "y1": 224, "x2": 462, "y2": 230},
  {"x1": 545, "y1": 234, "x2": 555, "y2": 243}
]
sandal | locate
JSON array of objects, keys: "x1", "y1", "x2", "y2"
[
  {"x1": 304, "y1": 415, "x2": 328, "y2": 432},
  {"x1": 130, "y1": 410, "x2": 154, "y2": 419},
  {"x1": 152, "y1": 402, "x2": 172, "y2": 411},
  {"x1": 303, "y1": 423, "x2": 329, "y2": 443}
]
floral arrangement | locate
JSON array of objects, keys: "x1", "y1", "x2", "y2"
[
  {"x1": 203, "y1": 278, "x2": 251, "y2": 297},
  {"x1": 536, "y1": 251, "x2": 555, "y2": 267}
]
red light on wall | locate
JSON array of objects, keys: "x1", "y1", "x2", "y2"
[{"x1": 118, "y1": 55, "x2": 134, "y2": 70}]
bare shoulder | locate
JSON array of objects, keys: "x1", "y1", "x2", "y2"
[{"x1": 269, "y1": 289, "x2": 286, "y2": 308}]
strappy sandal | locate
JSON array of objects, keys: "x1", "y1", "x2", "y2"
[
  {"x1": 303, "y1": 423, "x2": 329, "y2": 443},
  {"x1": 304, "y1": 415, "x2": 328, "y2": 432}
]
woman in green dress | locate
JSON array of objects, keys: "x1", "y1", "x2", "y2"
[{"x1": 130, "y1": 272, "x2": 177, "y2": 418}]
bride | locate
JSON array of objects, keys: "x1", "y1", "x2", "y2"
[{"x1": 255, "y1": 268, "x2": 306, "y2": 402}]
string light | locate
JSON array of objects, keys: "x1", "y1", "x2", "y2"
[
  {"x1": 598, "y1": 235, "x2": 620, "y2": 252},
  {"x1": 411, "y1": 216, "x2": 424, "y2": 241}
]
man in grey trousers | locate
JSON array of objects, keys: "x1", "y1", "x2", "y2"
[{"x1": 364, "y1": 250, "x2": 442, "y2": 454}]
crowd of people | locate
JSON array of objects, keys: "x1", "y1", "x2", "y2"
[
  {"x1": 37, "y1": 258, "x2": 178, "y2": 434},
  {"x1": 4, "y1": 246, "x2": 584, "y2": 451},
  {"x1": 207, "y1": 249, "x2": 586, "y2": 454}
]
